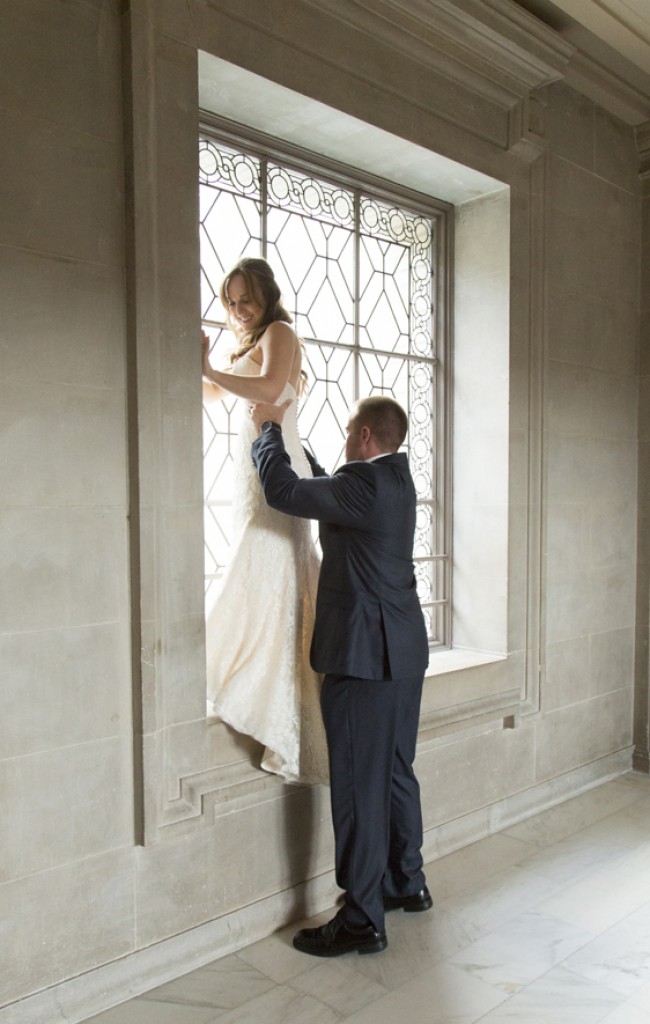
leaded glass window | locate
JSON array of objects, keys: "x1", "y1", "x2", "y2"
[{"x1": 199, "y1": 125, "x2": 450, "y2": 647}]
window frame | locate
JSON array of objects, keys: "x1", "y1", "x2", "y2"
[{"x1": 199, "y1": 113, "x2": 453, "y2": 649}]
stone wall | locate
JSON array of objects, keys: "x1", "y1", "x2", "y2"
[{"x1": 0, "y1": 2, "x2": 645, "y2": 1022}]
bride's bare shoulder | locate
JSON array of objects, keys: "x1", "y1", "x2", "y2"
[{"x1": 262, "y1": 320, "x2": 299, "y2": 342}]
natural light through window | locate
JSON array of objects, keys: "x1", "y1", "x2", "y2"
[{"x1": 199, "y1": 129, "x2": 450, "y2": 646}]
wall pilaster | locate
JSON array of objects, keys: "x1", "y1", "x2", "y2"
[{"x1": 634, "y1": 122, "x2": 650, "y2": 773}]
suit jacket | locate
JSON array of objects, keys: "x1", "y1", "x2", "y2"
[{"x1": 252, "y1": 424, "x2": 429, "y2": 680}]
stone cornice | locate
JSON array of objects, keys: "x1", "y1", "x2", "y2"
[
  {"x1": 565, "y1": 49, "x2": 650, "y2": 127},
  {"x1": 296, "y1": 0, "x2": 650, "y2": 129},
  {"x1": 300, "y1": 0, "x2": 575, "y2": 109}
]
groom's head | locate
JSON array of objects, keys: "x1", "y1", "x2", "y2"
[{"x1": 345, "y1": 397, "x2": 408, "y2": 462}]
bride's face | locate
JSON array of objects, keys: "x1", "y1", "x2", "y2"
[{"x1": 226, "y1": 273, "x2": 265, "y2": 333}]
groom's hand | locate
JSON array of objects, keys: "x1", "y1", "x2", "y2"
[{"x1": 250, "y1": 398, "x2": 292, "y2": 433}]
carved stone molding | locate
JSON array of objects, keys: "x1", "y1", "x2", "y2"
[
  {"x1": 301, "y1": 0, "x2": 574, "y2": 109},
  {"x1": 159, "y1": 759, "x2": 284, "y2": 832},
  {"x1": 566, "y1": 50, "x2": 650, "y2": 127},
  {"x1": 419, "y1": 687, "x2": 523, "y2": 745},
  {"x1": 127, "y1": 1, "x2": 547, "y2": 844},
  {"x1": 508, "y1": 91, "x2": 547, "y2": 160},
  {"x1": 296, "y1": 0, "x2": 650, "y2": 131}
]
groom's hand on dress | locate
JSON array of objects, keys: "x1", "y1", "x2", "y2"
[{"x1": 250, "y1": 399, "x2": 292, "y2": 433}]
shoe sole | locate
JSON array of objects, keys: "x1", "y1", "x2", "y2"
[
  {"x1": 359, "y1": 939, "x2": 388, "y2": 954},
  {"x1": 385, "y1": 900, "x2": 433, "y2": 913},
  {"x1": 293, "y1": 939, "x2": 388, "y2": 957}
]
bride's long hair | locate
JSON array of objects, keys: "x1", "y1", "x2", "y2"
[{"x1": 219, "y1": 257, "x2": 307, "y2": 392}]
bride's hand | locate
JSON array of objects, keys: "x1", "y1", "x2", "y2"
[{"x1": 201, "y1": 329, "x2": 212, "y2": 376}]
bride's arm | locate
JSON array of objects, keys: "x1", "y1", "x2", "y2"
[
  {"x1": 203, "y1": 322, "x2": 298, "y2": 404},
  {"x1": 202, "y1": 380, "x2": 225, "y2": 403}
]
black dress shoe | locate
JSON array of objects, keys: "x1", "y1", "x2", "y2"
[
  {"x1": 293, "y1": 912, "x2": 387, "y2": 957},
  {"x1": 383, "y1": 886, "x2": 433, "y2": 913}
]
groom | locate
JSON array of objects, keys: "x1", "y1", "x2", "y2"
[{"x1": 250, "y1": 395, "x2": 431, "y2": 957}]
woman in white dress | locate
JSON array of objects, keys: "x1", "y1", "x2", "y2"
[{"x1": 202, "y1": 257, "x2": 328, "y2": 785}]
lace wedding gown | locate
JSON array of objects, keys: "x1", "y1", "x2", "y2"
[{"x1": 205, "y1": 352, "x2": 328, "y2": 785}]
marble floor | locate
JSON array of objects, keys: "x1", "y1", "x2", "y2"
[{"x1": 86, "y1": 771, "x2": 650, "y2": 1024}]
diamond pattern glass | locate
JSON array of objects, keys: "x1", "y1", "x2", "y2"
[{"x1": 199, "y1": 133, "x2": 447, "y2": 643}]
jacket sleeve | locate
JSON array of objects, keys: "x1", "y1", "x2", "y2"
[
  {"x1": 303, "y1": 446, "x2": 328, "y2": 478},
  {"x1": 252, "y1": 426, "x2": 376, "y2": 526}
]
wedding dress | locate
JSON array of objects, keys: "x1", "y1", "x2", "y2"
[{"x1": 205, "y1": 352, "x2": 328, "y2": 785}]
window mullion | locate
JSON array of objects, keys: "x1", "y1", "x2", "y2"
[
  {"x1": 261, "y1": 156, "x2": 268, "y2": 255},
  {"x1": 353, "y1": 190, "x2": 361, "y2": 401}
]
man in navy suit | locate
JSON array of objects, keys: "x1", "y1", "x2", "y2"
[{"x1": 251, "y1": 395, "x2": 431, "y2": 957}]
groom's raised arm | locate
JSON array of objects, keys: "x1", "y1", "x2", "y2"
[{"x1": 251, "y1": 421, "x2": 375, "y2": 526}]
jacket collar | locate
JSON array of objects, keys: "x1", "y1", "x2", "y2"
[{"x1": 338, "y1": 451, "x2": 407, "y2": 471}]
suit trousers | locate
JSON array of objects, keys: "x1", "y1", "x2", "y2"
[{"x1": 320, "y1": 672, "x2": 426, "y2": 933}]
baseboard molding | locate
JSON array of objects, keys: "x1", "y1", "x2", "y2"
[
  {"x1": 420, "y1": 747, "x2": 633, "y2": 864},
  {"x1": 3, "y1": 748, "x2": 632, "y2": 1024}
]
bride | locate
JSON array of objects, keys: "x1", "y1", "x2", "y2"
[{"x1": 202, "y1": 257, "x2": 328, "y2": 785}]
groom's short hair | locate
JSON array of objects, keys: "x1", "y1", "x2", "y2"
[{"x1": 353, "y1": 396, "x2": 408, "y2": 452}]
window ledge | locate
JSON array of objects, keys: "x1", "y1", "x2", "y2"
[{"x1": 426, "y1": 648, "x2": 507, "y2": 678}]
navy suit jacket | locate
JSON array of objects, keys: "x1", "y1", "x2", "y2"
[{"x1": 251, "y1": 425, "x2": 429, "y2": 681}]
